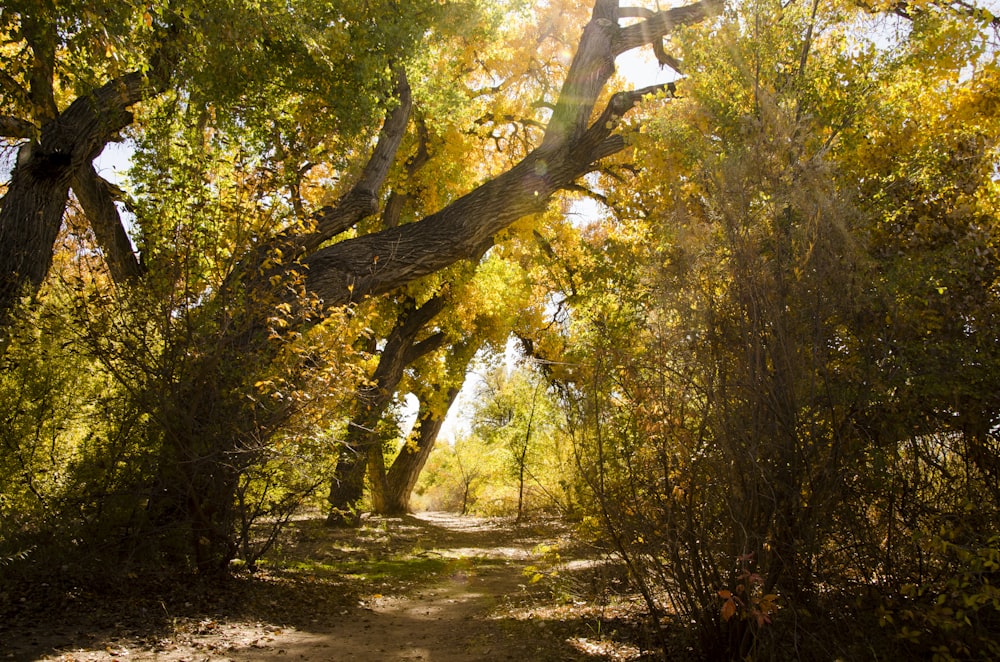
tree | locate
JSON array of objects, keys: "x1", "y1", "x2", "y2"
[
  {"x1": 1, "y1": 0, "x2": 722, "y2": 324},
  {"x1": 380, "y1": 379, "x2": 463, "y2": 514},
  {"x1": 550, "y1": 0, "x2": 1000, "y2": 657},
  {"x1": 470, "y1": 359, "x2": 564, "y2": 521},
  {"x1": 326, "y1": 294, "x2": 448, "y2": 524},
  {"x1": 2, "y1": 0, "x2": 725, "y2": 573}
]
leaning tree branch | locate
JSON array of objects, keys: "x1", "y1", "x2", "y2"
[
  {"x1": 72, "y1": 165, "x2": 144, "y2": 283},
  {"x1": 382, "y1": 113, "x2": 431, "y2": 229},
  {"x1": 619, "y1": 6, "x2": 656, "y2": 19},
  {"x1": 614, "y1": 0, "x2": 725, "y2": 56},
  {"x1": 224, "y1": 68, "x2": 415, "y2": 308},
  {"x1": 302, "y1": 0, "x2": 714, "y2": 308},
  {"x1": 539, "y1": 0, "x2": 621, "y2": 151},
  {"x1": 22, "y1": 11, "x2": 59, "y2": 122},
  {"x1": 302, "y1": 70, "x2": 413, "y2": 252},
  {"x1": 0, "y1": 116, "x2": 36, "y2": 139}
]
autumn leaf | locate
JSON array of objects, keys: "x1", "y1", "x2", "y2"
[{"x1": 721, "y1": 596, "x2": 738, "y2": 622}]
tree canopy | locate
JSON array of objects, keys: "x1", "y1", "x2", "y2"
[{"x1": 3, "y1": 0, "x2": 1000, "y2": 657}]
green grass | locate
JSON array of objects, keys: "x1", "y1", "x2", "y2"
[
  {"x1": 279, "y1": 554, "x2": 459, "y2": 586},
  {"x1": 338, "y1": 555, "x2": 454, "y2": 582}
]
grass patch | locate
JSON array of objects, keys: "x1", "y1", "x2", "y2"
[{"x1": 338, "y1": 555, "x2": 454, "y2": 583}]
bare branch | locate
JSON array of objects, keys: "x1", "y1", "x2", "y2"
[
  {"x1": 572, "y1": 83, "x2": 674, "y2": 164},
  {"x1": 302, "y1": 70, "x2": 413, "y2": 250},
  {"x1": 562, "y1": 182, "x2": 609, "y2": 206},
  {"x1": 614, "y1": 0, "x2": 725, "y2": 56},
  {"x1": 652, "y1": 40, "x2": 684, "y2": 73},
  {"x1": 619, "y1": 6, "x2": 656, "y2": 19},
  {"x1": 475, "y1": 113, "x2": 548, "y2": 131}
]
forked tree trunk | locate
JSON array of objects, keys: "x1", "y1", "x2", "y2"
[
  {"x1": 381, "y1": 385, "x2": 461, "y2": 515},
  {"x1": 0, "y1": 70, "x2": 153, "y2": 326},
  {"x1": 326, "y1": 296, "x2": 447, "y2": 525},
  {"x1": 300, "y1": 0, "x2": 723, "y2": 306}
]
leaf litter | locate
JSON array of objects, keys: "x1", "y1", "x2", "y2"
[{"x1": 2, "y1": 512, "x2": 661, "y2": 661}]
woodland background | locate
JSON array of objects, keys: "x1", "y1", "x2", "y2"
[{"x1": 2, "y1": 0, "x2": 999, "y2": 658}]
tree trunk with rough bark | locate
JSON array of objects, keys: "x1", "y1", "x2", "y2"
[
  {"x1": 301, "y1": 0, "x2": 722, "y2": 307},
  {"x1": 1, "y1": 0, "x2": 722, "y2": 329},
  {"x1": 381, "y1": 385, "x2": 461, "y2": 515},
  {"x1": 326, "y1": 295, "x2": 447, "y2": 525},
  {"x1": 0, "y1": 70, "x2": 154, "y2": 326}
]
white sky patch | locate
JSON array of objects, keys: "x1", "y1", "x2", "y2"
[
  {"x1": 93, "y1": 141, "x2": 134, "y2": 187},
  {"x1": 617, "y1": 44, "x2": 683, "y2": 88}
]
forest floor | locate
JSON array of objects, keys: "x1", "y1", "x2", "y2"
[{"x1": 2, "y1": 512, "x2": 672, "y2": 661}]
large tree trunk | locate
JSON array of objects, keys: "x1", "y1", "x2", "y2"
[
  {"x1": 0, "y1": 154, "x2": 72, "y2": 324},
  {"x1": 0, "y1": 70, "x2": 153, "y2": 325},
  {"x1": 382, "y1": 385, "x2": 462, "y2": 515},
  {"x1": 0, "y1": 1, "x2": 721, "y2": 328},
  {"x1": 326, "y1": 296, "x2": 447, "y2": 525}
]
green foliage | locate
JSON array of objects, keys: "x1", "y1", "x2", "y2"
[
  {"x1": 3, "y1": 12, "x2": 999, "y2": 662},
  {"x1": 550, "y1": 0, "x2": 1000, "y2": 658},
  {"x1": 0, "y1": 284, "x2": 155, "y2": 572},
  {"x1": 2, "y1": 0, "x2": 519, "y2": 574},
  {"x1": 417, "y1": 356, "x2": 579, "y2": 518},
  {"x1": 414, "y1": 435, "x2": 509, "y2": 516},
  {"x1": 879, "y1": 532, "x2": 1000, "y2": 660}
]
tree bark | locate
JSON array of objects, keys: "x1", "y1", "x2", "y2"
[
  {"x1": 382, "y1": 385, "x2": 462, "y2": 515},
  {"x1": 72, "y1": 165, "x2": 144, "y2": 283},
  {"x1": 325, "y1": 295, "x2": 448, "y2": 524},
  {"x1": 0, "y1": 0, "x2": 721, "y2": 328},
  {"x1": 0, "y1": 70, "x2": 153, "y2": 324},
  {"x1": 302, "y1": 0, "x2": 723, "y2": 307}
]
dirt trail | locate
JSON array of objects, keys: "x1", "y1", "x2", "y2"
[
  {"x1": 253, "y1": 512, "x2": 582, "y2": 662},
  {"x1": 4, "y1": 512, "x2": 647, "y2": 661}
]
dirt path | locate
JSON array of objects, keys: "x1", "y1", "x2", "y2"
[
  {"x1": 4, "y1": 513, "x2": 649, "y2": 661},
  {"x1": 251, "y1": 512, "x2": 586, "y2": 662}
]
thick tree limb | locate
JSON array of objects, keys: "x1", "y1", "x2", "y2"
[
  {"x1": 230, "y1": 69, "x2": 414, "y2": 309},
  {"x1": 0, "y1": 69, "x2": 159, "y2": 323},
  {"x1": 613, "y1": 0, "x2": 725, "y2": 56},
  {"x1": 539, "y1": 0, "x2": 620, "y2": 151},
  {"x1": 619, "y1": 6, "x2": 656, "y2": 19},
  {"x1": 23, "y1": 10, "x2": 59, "y2": 122},
  {"x1": 0, "y1": 116, "x2": 36, "y2": 139},
  {"x1": 381, "y1": 114, "x2": 431, "y2": 229},
  {"x1": 71, "y1": 165, "x2": 144, "y2": 283},
  {"x1": 303, "y1": 0, "x2": 717, "y2": 308}
]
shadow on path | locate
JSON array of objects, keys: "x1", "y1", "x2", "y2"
[{"x1": 2, "y1": 512, "x2": 644, "y2": 661}]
